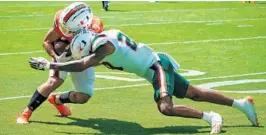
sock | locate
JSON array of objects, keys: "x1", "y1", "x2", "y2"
[
  {"x1": 202, "y1": 112, "x2": 211, "y2": 123},
  {"x1": 27, "y1": 89, "x2": 47, "y2": 111},
  {"x1": 59, "y1": 91, "x2": 73, "y2": 104},
  {"x1": 232, "y1": 99, "x2": 244, "y2": 110}
]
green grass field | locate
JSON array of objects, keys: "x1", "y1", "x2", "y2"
[{"x1": 0, "y1": 1, "x2": 265, "y2": 135}]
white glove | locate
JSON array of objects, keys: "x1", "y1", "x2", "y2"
[{"x1": 29, "y1": 57, "x2": 50, "y2": 71}]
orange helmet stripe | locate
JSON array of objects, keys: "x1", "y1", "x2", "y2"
[{"x1": 63, "y1": 4, "x2": 86, "y2": 23}]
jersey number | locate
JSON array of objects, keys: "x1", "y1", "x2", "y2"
[
  {"x1": 101, "y1": 32, "x2": 137, "y2": 71},
  {"x1": 117, "y1": 32, "x2": 138, "y2": 51}
]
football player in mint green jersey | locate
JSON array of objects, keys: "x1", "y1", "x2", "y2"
[{"x1": 30, "y1": 29, "x2": 259, "y2": 134}]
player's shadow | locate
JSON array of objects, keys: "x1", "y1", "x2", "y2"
[{"x1": 31, "y1": 117, "x2": 212, "y2": 134}]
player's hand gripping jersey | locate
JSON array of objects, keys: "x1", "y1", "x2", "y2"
[
  {"x1": 53, "y1": 10, "x2": 104, "y2": 42},
  {"x1": 91, "y1": 30, "x2": 159, "y2": 79}
]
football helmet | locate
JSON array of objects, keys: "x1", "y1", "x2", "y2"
[
  {"x1": 59, "y1": 2, "x2": 93, "y2": 36},
  {"x1": 70, "y1": 30, "x2": 93, "y2": 60}
]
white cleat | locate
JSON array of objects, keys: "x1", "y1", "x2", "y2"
[
  {"x1": 240, "y1": 97, "x2": 259, "y2": 126},
  {"x1": 209, "y1": 112, "x2": 223, "y2": 134}
]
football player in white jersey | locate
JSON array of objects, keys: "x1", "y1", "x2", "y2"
[
  {"x1": 17, "y1": 2, "x2": 104, "y2": 124},
  {"x1": 30, "y1": 29, "x2": 259, "y2": 134},
  {"x1": 29, "y1": 9, "x2": 259, "y2": 133}
]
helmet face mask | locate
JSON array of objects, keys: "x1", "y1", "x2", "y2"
[
  {"x1": 59, "y1": 2, "x2": 93, "y2": 37},
  {"x1": 58, "y1": 22, "x2": 76, "y2": 37}
]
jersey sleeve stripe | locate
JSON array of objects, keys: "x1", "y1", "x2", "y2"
[{"x1": 153, "y1": 63, "x2": 168, "y2": 98}]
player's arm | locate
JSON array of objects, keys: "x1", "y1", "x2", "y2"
[
  {"x1": 43, "y1": 28, "x2": 61, "y2": 59},
  {"x1": 49, "y1": 41, "x2": 113, "y2": 72}
]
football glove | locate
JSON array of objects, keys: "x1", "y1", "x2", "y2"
[{"x1": 29, "y1": 57, "x2": 50, "y2": 71}]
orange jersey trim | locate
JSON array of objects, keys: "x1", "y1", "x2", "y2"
[{"x1": 90, "y1": 16, "x2": 104, "y2": 33}]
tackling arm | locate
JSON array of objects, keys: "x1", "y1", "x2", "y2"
[{"x1": 49, "y1": 42, "x2": 113, "y2": 72}]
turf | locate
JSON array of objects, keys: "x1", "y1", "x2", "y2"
[{"x1": 0, "y1": 1, "x2": 265, "y2": 135}]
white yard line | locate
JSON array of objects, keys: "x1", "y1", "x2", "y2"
[
  {"x1": 0, "y1": 28, "x2": 49, "y2": 32},
  {"x1": 0, "y1": 7, "x2": 245, "y2": 15},
  {"x1": 1, "y1": 18, "x2": 265, "y2": 32},
  {"x1": 1, "y1": 6, "x2": 264, "y2": 14},
  {"x1": 0, "y1": 8, "x2": 238, "y2": 18},
  {"x1": 237, "y1": 24, "x2": 254, "y2": 28},
  {"x1": 0, "y1": 50, "x2": 44, "y2": 56},
  {"x1": 0, "y1": 2, "x2": 152, "y2": 8},
  {"x1": 107, "y1": 18, "x2": 265, "y2": 27},
  {"x1": 0, "y1": 6, "x2": 263, "y2": 19},
  {"x1": 222, "y1": 90, "x2": 266, "y2": 93},
  {"x1": 190, "y1": 72, "x2": 266, "y2": 81},
  {"x1": 0, "y1": 4, "x2": 69, "y2": 8},
  {"x1": 0, "y1": 14, "x2": 51, "y2": 18},
  {"x1": 116, "y1": 8, "x2": 238, "y2": 13},
  {"x1": 0, "y1": 14, "x2": 139, "y2": 20},
  {"x1": 0, "y1": 72, "x2": 265, "y2": 101},
  {"x1": 1, "y1": 36, "x2": 265, "y2": 56},
  {"x1": 148, "y1": 36, "x2": 266, "y2": 46}
]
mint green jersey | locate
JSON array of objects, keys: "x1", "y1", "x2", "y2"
[{"x1": 91, "y1": 29, "x2": 158, "y2": 79}]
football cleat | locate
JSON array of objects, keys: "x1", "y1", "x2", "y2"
[
  {"x1": 240, "y1": 97, "x2": 259, "y2": 126},
  {"x1": 48, "y1": 94, "x2": 71, "y2": 116},
  {"x1": 17, "y1": 108, "x2": 32, "y2": 124},
  {"x1": 209, "y1": 111, "x2": 223, "y2": 134}
]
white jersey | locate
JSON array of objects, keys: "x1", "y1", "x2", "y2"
[{"x1": 90, "y1": 29, "x2": 158, "y2": 79}]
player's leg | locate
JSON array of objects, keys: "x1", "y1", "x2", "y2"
[
  {"x1": 48, "y1": 91, "x2": 89, "y2": 116},
  {"x1": 185, "y1": 84, "x2": 259, "y2": 126},
  {"x1": 151, "y1": 61, "x2": 200, "y2": 118},
  {"x1": 17, "y1": 70, "x2": 65, "y2": 124},
  {"x1": 156, "y1": 96, "x2": 202, "y2": 118},
  {"x1": 153, "y1": 65, "x2": 222, "y2": 134},
  {"x1": 48, "y1": 67, "x2": 95, "y2": 112},
  {"x1": 101, "y1": 1, "x2": 105, "y2": 10},
  {"x1": 151, "y1": 54, "x2": 223, "y2": 134},
  {"x1": 53, "y1": 91, "x2": 91, "y2": 104},
  {"x1": 103, "y1": 1, "x2": 109, "y2": 11},
  {"x1": 186, "y1": 85, "x2": 233, "y2": 106},
  {"x1": 156, "y1": 96, "x2": 222, "y2": 134},
  {"x1": 159, "y1": 52, "x2": 258, "y2": 127},
  {"x1": 59, "y1": 67, "x2": 94, "y2": 104}
]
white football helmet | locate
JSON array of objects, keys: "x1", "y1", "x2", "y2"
[
  {"x1": 70, "y1": 30, "x2": 93, "y2": 60},
  {"x1": 59, "y1": 2, "x2": 93, "y2": 35}
]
